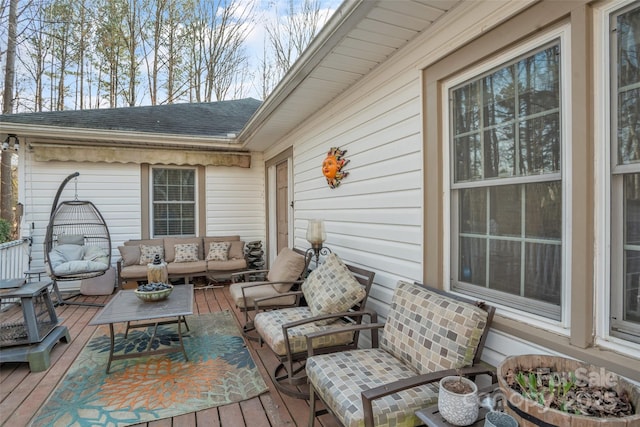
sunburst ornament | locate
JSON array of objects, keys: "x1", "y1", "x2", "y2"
[{"x1": 322, "y1": 147, "x2": 350, "y2": 188}]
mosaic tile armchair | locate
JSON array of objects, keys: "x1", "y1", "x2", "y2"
[
  {"x1": 305, "y1": 280, "x2": 496, "y2": 427},
  {"x1": 253, "y1": 253, "x2": 376, "y2": 399},
  {"x1": 229, "y1": 247, "x2": 310, "y2": 337}
]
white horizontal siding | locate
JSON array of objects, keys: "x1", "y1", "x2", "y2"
[{"x1": 205, "y1": 152, "x2": 265, "y2": 244}]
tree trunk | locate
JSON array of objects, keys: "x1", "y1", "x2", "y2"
[{"x1": 1, "y1": 0, "x2": 18, "y2": 224}]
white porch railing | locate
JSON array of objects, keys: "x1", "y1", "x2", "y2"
[{"x1": 0, "y1": 238, "x2": 31, "y2": 280}]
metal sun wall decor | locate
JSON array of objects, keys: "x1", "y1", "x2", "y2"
[{"x1": 322, "y1": 147, "x2": 349, "y2": 188}]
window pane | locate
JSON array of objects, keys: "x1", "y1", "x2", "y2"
[
  {"x1": 460, "y1": 188, "x2": 486, "y2": 234},
  {"x1": 453, "y1": 81, "x2": 480, "y2": 134},
  {"x1": 483, "y1": 66, "x2": 515, "y2": 127},
  {"x1": 524, "y1": 242, "x2": 561, "y2": 305},
  {"x1": 460, "y1": 236, "x2": 486, "y2": 286},
  {"x1": 525, "y1": 181, "x2": 562, "y2": 239},
  {"x1": 618, "y1": 88, "x2": 640, "y2": 164},
  {"x1": 488, "y1": 239, "x2": 521, "y2": 295},
  {"x1": 519, "y1": 113, "x2": 561, "y2": 174},
  {"x1": 490, "y1": 185, "x2": 521, "y2": 237},
  {"x1": 455, "y1": 134, "x2": 482, "y2": 181},
  {"x1": 484, "y1": 124, "x2": 515, "y2": 178},
  {"x1": 518, "y1": 46, "x2": 560, "y2": 115}
]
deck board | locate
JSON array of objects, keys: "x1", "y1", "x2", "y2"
[{"x1": 0, "y1": 284, "x2": 341, "y2": 427}]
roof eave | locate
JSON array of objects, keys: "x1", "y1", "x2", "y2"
[{"x1": 0, "y1": 123, "x2": 244, "y2": 151}]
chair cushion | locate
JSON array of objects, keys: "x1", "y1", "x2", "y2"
[
  {"x1": 306, "y1": 348, "x2": 438, "y2": 427},
  {"x1": 118, "y1": 245, "x2": 140, "y2": 267},
  {"x1": 380, "y1": 281, "x2": 489, "y2": 375},
  {"x1": 267, "y1": 248, "x2": 307, "y2": 292},
  {"x1": 174, "y1": 243, "x2": 199, "y2": 263},
  {"x1": 206, "y1": 241, "x2": 231, "y2": 261},
  {"x1": 301, "y1": 253, "x2": 365, "y2": 325},
  {"x1": 139, "y1": 245, "x2": 164, "y2": 264},
  {"x1": 254, "y1": 307, "x2": 355, "y2": 356},
  {"x1": 229, "y1": 282, "x2": 297, "y2": 309}
]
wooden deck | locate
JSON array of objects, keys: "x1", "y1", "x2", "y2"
[{"x1": 0, "y1": 284, "x2": 341, "y2": 427}]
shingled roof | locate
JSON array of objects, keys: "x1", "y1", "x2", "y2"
[{"x1": 0, "y1": 98, "x2": 262, "y2": 138}]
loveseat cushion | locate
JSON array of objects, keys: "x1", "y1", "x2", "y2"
[
  {"x1": 380, "y1": 281, "x2": 488, "y2": 375},
  {"x1": 167, "y1": 260, "x2": 207, "y2": 276},
  {"x1": 164, "y1": 237, "x2": 203, "y2": 262},
  {"x1": 119, "y1": 264, "x2": 147, "y2": 279},
  {"x1": 306, "y1": 348, "x2": 438, "y2": 427},
  {"x1": 267, "y1": 247, "x2": 307, "y2": 292},
  {"x1": 301, "y1": 253, "x2": 365, "y2": 325},
  {"x1": 254, "y1": 306, "x2": 355, "y2": 356},
  {"x1": 207, "y1": 258, "x2": 247, "y2": 271}
]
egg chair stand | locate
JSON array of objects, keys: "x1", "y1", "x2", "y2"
[{"x1": 44, "y1": 172, "x2": 112, "y2": 307}]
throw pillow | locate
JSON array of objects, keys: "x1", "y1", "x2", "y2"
[
  {"x1": 118, "y1": 245, "x2": 140, "y2": 266},
  {"x1": 206, "y1": 241, "x2": 231, "y2": 261},
  {"x1": 174, "y1": 243, "x2": 199, "y2": 262},
  {"x1": 57, "y1": 234, "x2": 85, "y2": 245},
  {"x1": 139, "y1": 244, "x2": 164, "y2": 265},
  {"x1": 267, "y1": 247, "x2": 307, "y2": 292},
  {"x1": 301, "y1": 253, "x2": 366, "y2": 325}
]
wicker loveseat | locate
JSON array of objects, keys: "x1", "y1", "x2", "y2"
[{"x1": 116, "y1": 235, "x2": 247, "y2": 289}]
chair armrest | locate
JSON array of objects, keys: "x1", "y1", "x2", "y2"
[
  {"x1": 280, "y1": 309, "x2": 378, "y2": 360},
  {"x1": 360, "y1": 365, "x2": 497, "y2": 427},
  {"x1": 306, "y1": 319, "x2": 384, "y2": 357}
]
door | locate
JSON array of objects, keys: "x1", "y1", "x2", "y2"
[{"x1": 276, "y1": 160, "x2": 289, "y2": 253}]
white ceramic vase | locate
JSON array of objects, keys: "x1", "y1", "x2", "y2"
[{"x1": 438, "y1": 376, "x2": 479, "y2": 426}]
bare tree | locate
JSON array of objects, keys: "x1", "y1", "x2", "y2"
[
  {"x1": 1, "y1": 0, "x2": 17, "y2": 223},
  {"x1": 259, "y1": 0, "x2": 328, "y2": 97},
  {"x1": 185, "y1": 0, "x2": 253, "y2": 102}
]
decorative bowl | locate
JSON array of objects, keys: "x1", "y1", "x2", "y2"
[{"x1": 134, "y1": 283, "x2": 173, "y2": 302}]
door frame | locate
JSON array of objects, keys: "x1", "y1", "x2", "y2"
[{"x1": 265, "y1": 147, "x2": 294, "y2": 266}]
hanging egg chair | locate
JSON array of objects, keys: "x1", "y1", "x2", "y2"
[{"x1": 44, "y1": 172, "x2": 112, "y2": 306}]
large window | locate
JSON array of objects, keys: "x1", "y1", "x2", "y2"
[
  {"x1": 611, "y1": 3, "x2": 640, "y2": 343},
  {"x1": 152, "y1": 168, "x2": 196, "y2": 237},
  {"x1": 449, "y1": 37, "x2": 565, "y2": 321}
]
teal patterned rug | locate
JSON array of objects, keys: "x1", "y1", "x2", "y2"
[{"x1": 31, "y1": 311, "x2": 268, "y2": 427}]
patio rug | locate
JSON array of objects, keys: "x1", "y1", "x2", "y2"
[{"x1": 30, "y1": 311, "x2": 269, "y2": 427}]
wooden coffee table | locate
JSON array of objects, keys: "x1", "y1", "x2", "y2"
[{"x1": 89, "y1": 284, "x2": 193, "y2": 373}]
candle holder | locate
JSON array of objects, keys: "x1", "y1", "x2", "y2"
[{"x1": 305, "y1": 219, "x2": 331, "y2": 267}]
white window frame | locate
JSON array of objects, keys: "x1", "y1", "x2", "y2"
[
  {"x1": 442, "y1": 24, "x2": 572, "y2": 335},
  {"x1": 150, "y1": 166, "x2": 198, "y2": 237},
  {"x1": 594, "y1": 0, "x2": 640, "y2": 356}
]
